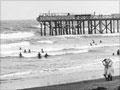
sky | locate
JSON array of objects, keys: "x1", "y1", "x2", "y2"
[{"x1": 1, "y1": 0, "x2": 120, "y2": 20}]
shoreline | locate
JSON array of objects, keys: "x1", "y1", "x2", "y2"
[{"x1": 21, "y1": 76, "x2": 120, "y2": 90}]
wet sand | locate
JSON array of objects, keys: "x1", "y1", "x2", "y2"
[{"x1": 21, "y1": 76, "x2": 120, "y2": 90}]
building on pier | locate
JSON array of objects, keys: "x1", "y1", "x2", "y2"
[{"x1": 36, "y1": 13, "x2": 120, "y2": 36}]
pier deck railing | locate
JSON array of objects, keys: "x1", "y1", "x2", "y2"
[{"x1": 37, "y1": 14, "x2": 120, "y2": 36}]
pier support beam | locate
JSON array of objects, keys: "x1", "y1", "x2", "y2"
[
  {"x1": 40, "y1": 22, "x2": 43, "y2": 36},
  {"x1": 117, "y1": 20, "x2": 119, "y2": 33}
]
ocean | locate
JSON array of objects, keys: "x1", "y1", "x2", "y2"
[{"x1": 0, "y1": 20, "x2": 120, "y2": 89}]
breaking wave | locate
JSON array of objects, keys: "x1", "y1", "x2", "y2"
[
  {"x1": 1, "y1": 43, "x2": 119, "y2": 57},
  {"x1": 37, "y1": 40, "x2": 54, "y2": 44},
  {"x1": 0, "y1": 32, "x2": 34, "y2": 40}
]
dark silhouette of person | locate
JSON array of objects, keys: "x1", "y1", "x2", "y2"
[
  {"x1": 100, "y1": 40, "x2": 102, "y2": 43},
  {"x1": 117, "y1": 49, "x2": 120, "y2": 55},
  {"x1": 67, "y1": 13, "x2": 70, "y2": 16},
  {"x1": 41, "y1": 49, "x2": 44, "y2": 53},
  {"x1": 38, "y1": 52, "x2": 41, "y2": 59},
  {"x1": 24, "y1": 49, "x2": 27, "y2": 53},
  {"x1": 44, "y1": 53, "x2": 49, "y2": 58},
  {"x1": 90, "y1": 43, "x2": 92, "y2": 46},
  {"x1": 112, "y1": 53, "x2": 115, "y2": 56},
  {"x1": 19, "y1": 47, "x2": 22, "y2": 50},
  {"x1": 92, "y1": 40, "x2": 95, "y2": 43},
  {"x1": 19, "y1": 52, "x2": 22, "y2": 58},
  {"x1": 28, "y1": 49, "x2": 31, "y2": 53}
]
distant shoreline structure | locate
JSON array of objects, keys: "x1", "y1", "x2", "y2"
[{"x1": 36, "y1": 13, "x2": 120, "y2": 36}]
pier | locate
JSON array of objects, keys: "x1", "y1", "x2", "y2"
[{"x1": 37, "y1": 13, "x2": 120, "y2": 36}]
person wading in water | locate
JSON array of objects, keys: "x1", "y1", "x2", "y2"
[
  {"x1": 38, "y1": 52, "x2": 41, "y2": 59},
  {"x1": 102, "y1": 58, "x2": 114, "y2": 81}
]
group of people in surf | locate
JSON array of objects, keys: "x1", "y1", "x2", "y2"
[
  {"x1": 19, "y1": 47, "x2": 49, "y2": 58},
  {"x1": 37, "y1": 49, "x2": 49, "y2": 59},
  {"x1": 89, "y1": 39, "x2": 102, "y2": 46},
  {"x1": 90, "y1": 39, "x2": 120, "y2": 56}
]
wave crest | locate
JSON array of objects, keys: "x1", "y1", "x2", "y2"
[{"x1": 1, "y1": 32, "x2": 34, "y2": 39}]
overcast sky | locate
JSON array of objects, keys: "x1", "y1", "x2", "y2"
[{"x1": 1, "y1": 0, "x2": 119, "y2": 20}]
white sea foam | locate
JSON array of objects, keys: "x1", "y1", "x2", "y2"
[
  {"x1": 49, "y1": 49, "x2": 88, "y2": 56},
  {"x1": 1, "y1": 41, "x2": 30, "y2": 49},
  {"x1": 0, "y1": 32, "x2": 34, "y2": 39},
  {"x1": 0, "y1": 41, "x2": 30, "y2": 57},
  {"x1": 37, "y1": 40, "x2": 54, "y2": 44},
  {"x1": 0, "y1": 70, "x2": 33, "y2": 80},
  {"x1": 1, "y1": 43, "x2": 119, "y2": 57},
  {"x1": 57, "y1": 33, "x2": 120, "y2": 38},
  {"x1": 32, "y1": 25, "x2": 41, "y2": 28},
  {"x1": 0, "y1": 49, "x2": 88, "y2": 57}
]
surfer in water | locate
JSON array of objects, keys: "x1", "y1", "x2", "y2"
[{"x1": 102, "y1": 58, "x2": 114, "y2": 81}]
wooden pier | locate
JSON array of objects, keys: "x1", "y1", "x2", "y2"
[{"x1": 37, "y1": 13, "x2": 120, "y2": 36}]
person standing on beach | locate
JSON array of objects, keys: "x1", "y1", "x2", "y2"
[{"x1": 102, "y1": 58, "x2": 114, "y2": 81}]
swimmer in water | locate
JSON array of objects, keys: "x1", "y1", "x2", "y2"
[
  {"x1": 100, "y1": 40, "x2": 102, "y2": 43},
  {"x1": 19, "y1": 52, "x2": 23, "y2": 58},
  {"x1": 28, "y1": 49, "x2": 31, "y2": 53},
  {"x1": 44, "y1": 53, "x2": 49, "y2": 58},
  {"x1": 24, "y1": 49, "x2": 27, "y2": 53},
  {"x1": 38, "y1": 52, "x2": 41, "y2": 59},
  {"x1": 90, "y1": 43, "x2": 92, "y2": 46},
  {"x1": 92, "y1": 40, "x2": 95, "y2": 43},
  {"x1": 19, "y1": 47, "x2": 22, "y2": 50},
  {"x1": 41, "y1": 49, "x2": 44, "y2": 53}
]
